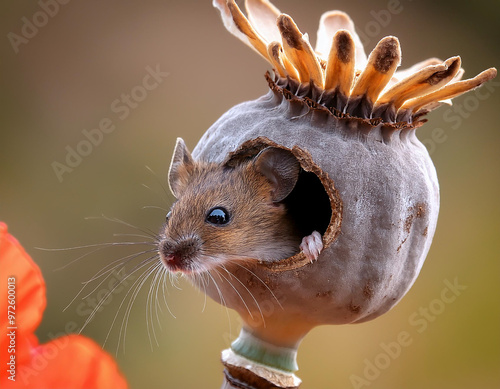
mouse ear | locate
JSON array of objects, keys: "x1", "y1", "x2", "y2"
[
  {"x1": 254, "y1": 147, "x2": 301, "y2": 202},
  {"x1": 168, "y1": 138, "x2": 194, "y2": 198}
]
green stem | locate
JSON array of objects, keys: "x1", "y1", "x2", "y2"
[{"x1": 231, "y1": 328, "x2": 299, "y2": 373}]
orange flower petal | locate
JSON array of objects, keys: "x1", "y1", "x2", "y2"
[
  {"x1": 0, "y1": 222, "x2": 46, "y2": 334},
  {"x1": 2, "y1": 335, "x2": 128, "y2": 389},
  {"x1": 14, "y1": 335, "x2": 128, "y2": 389}
]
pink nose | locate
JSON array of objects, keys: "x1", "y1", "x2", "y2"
[
  {"x1": 164, "y1": 254, "x2": 176, "y2": 263},
  {"x1": 161, "y1": 253, "x2": 184, "y2": 271}
]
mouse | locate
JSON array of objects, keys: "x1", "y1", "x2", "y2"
[{"x1": 158, "y1": 138, "x2": 323, "y2": 274}]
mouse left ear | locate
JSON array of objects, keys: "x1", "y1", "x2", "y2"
[
  {"x1": 254, "y1": 147, "x2": 301, "y2": 202},
  {"x1": 168, "y1": 138, "x2": 194, "y2": 198}
]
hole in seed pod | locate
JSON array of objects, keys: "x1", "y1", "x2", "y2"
[
  {"x1": 282, "y1": 170, "x2": 331, "y2": 238},
  {"x1": 224, "y1": 137, "x2": 342, "y2": 271}
]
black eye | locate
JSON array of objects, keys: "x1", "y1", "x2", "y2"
[
  {"x1": 206, "y1": 207, "x2": 230, "y2": 225},
  {"x1": 165, "y1": 211, "x2": 172, "y2": 223}
]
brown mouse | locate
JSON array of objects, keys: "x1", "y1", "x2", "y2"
[{"x1": 158, "y1": 138, "x2": 323, "y2": 274}]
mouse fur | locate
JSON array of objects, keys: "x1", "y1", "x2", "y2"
[{"x1": 159, "y1": 138, "x2": 304, "y2": 274}]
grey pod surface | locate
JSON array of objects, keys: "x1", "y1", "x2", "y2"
[{"x1": 191, "y1": 77, "x2": 439, "y2": 335}]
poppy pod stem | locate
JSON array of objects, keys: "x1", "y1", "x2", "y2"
[{"x1": 221, "y1": 328, "x2": 301, "y2": 389}]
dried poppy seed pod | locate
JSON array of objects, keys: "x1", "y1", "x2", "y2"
[{"x1": 175, "y1": 1, "x2": 496, "y2": 387}]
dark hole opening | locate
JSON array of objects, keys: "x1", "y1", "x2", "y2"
[
  {"x1": 224, "y1": 139, "x2": 336, "y2": 259},
  {"x1": 283, "y1": 169, "x2": 332, "y2": 238}
]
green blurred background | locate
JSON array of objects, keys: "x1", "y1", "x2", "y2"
[{"x1": 1, "y1": 1, "x2": 499, "y2": 388}]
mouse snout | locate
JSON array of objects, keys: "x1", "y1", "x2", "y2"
[{"x1": 159, "y1": 235, "x2": 202, "y2": 273}]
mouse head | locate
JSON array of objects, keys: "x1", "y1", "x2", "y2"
[{"x1": 158, "y1": 138, "x2": 302, "y2": 274}]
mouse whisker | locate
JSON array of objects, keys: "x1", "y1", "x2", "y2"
[
  {"x1": 37, "y1": 241, "x2": 156, "y2": 252},
  {"x1": 199, "y1": 271, "x2": 209, "y2": 313},
  {"x1": 86, "y1": 214, "x2": 158, "y2": 240},
  {"x1": 211, "y1": 268, "x2": 256, "y2": 322},
  {"x1": 153, "y1": 267, "x2": 168, "y2": 321},
  {"x1": 143, "y1": 165, "x2": 174, "y2": 205},
  {"x1": 146, "y1": 262, "x2": 165, "y2": 351},
  {"x1": 183, "y1": 265, "x2": 211, "y2": 313},
  {"x1": 142, "y1": 205, "x2": 170, "y2": 212},
  {"x1": 46, "y1": 246, "x2": 103, "y2": 275},
  {"x1": 168, "y1": 270, "x2": 182, "y2": 290},
  {"x1": 153, "y1": 266, "x2": 167, "y2": 329},
  {"x1": 219, "y1": 264, "x2": 266, "y2": 327},
  {"x1": 160, "y1": 268, "x2": 177, "y2": 318},
  {"x1": 231, "y1": 262, "x2": 284, "y2": 311},
  {"x1": 81, "y1": 256, "x2": 157, "y2": 344},
  {"x1": 39, "y1": 240, "x2": 156, "y2": 272},
  {"x1": 102, "y1": 255, "x2": 171, "y2": 353},
  {"x1": 63, "y1": 247, "x2": 158, "y2": 313},
  {"x1": 117, "y1": 260, "x2": 161, "y2": 355},
  {"x1": 95, "y1": 252, "x2": 159, "y2": 343},
  {"x1": 205, "y1": 269, "x2": 233, "y2": 337},
  {"x1": 112, "y1": 232, "x2": 158, "y2": 241},
  {"x1": 81, "y1": 248, "x2": 158, "y2": 287}
]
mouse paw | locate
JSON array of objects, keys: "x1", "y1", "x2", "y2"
[{"x1": 300, "y1": 231, "x2": 323, "y2": 263}]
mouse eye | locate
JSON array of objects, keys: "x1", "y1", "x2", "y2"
[
  {"x1": 206, "y1": 207, "x2": 230, "y2": 226},
  {"x1": 165, "y1": 211, "x2": 172, "y2": 223}
]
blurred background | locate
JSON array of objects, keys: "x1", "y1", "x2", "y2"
[{"x1": 0, "y1": 0, "x2": 499, "y2": 388}]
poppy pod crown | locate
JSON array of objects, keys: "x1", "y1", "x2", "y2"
[{"x1": 214, "y1": 0, "x2": 496, "y2": 128}]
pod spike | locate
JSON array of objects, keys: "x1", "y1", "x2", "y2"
[
  {"x1": 324, "y1": 29, "x2": 355, "y2": 98},
  {"x1": 214, "y1": 0, "x2": 271, "y2": 63},
  {"x1": 347, "y1": 36, "x2": 401, "y2": 117},
  {"x1": 316, "y1": 10, "x2": 367, "y2": 69},
  {"x1": 373, "y1": 56, "x2": 463, "y2": 120},
  {"x1": 267, "y1": 41, "x2": 288, "y2": 78},
  {"x1": 278, "y1": 13, "x2": 325, "y2": 87},
  {"x1": 402, "y1": 67, "x2": 497, "y2": 114},
  {"x1": 245, "y1": 0, "x2": 281, "y2": 44}
]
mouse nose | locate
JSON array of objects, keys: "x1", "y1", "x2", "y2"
[{"x1": 159, "y1": 236, "x2": 201, "y2": 272}]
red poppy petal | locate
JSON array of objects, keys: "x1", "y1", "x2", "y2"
[
  {"x1": 18, "y1": 335, "x2": 128, "y2": 389},
  {"x1": 0, "y1": 222, "x2": 46, "y2": 333},
  {"x1": 1, "y1": 335, "x2": 128, "y2": 389}
]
